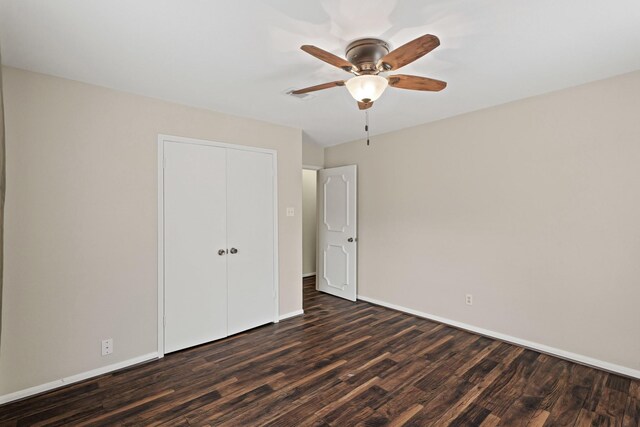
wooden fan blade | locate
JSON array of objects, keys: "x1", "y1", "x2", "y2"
[
  {"x1": 301, "y1": 45, "x2": 355, "y2": 72},
  {"x1": 379, "y1": 34, "x2": 440, "y2": 70},
  {"x1": 358, "y1": 101, "x2": 373, "y2": 110},
  {"x1": 387, "y1": 74, "x2": 447, "y2": 91},
  {"x1": 291, "y1": 81, "x2": 345, "y2": 95}
]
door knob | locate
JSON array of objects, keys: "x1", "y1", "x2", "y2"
[
  {"x1": 348, "y1": 237, "x2": 356, "y2": 242},
  {"x1": 230, "y1": 248, "x2": 238, "y2": 254},
  {"x1": 218, "y1": 249, "x2": 226, "y2": 256}
]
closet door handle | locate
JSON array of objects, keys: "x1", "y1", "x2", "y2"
[
  {"x1": 218, "y1": 249, "x2": 226, "y2": 256},
  {"x1": 230, "y1": 248, "x2": 238, "y2": 254}
]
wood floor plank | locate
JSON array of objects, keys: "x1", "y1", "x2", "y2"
[
  {"x1": 387, "y1": 403, "x2": 423, "y2": 427},
  {"x1": 479, "y1": 413, "x2": 501, "y2": 426},
  {"x1": 0, "y1": 276, "x2": 637, "y2": 426},
  {"x1": 623, "y1": 396, "x2": 640, "y2": 427}
]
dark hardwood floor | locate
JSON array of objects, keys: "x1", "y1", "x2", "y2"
[{"x1": 1, "y1": 276, "x2": 638, "y2": 426}]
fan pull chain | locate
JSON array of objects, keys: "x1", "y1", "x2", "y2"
[{"x1": 365, "y1": 110, "x2": 370, "y2": 146}]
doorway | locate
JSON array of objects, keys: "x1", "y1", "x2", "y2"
[
  {"x1": 302, "y1": 168, "x2": 318, "y2": 280},
  {"x1": 302, "y1": 167, "x2": 318, "y2": 312},
  {"x1": 302, "y1": 165, "x2": 358, "y2": 305}
]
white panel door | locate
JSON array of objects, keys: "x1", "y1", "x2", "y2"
[
  {"x1": 163, "y1": 141, "x2": 228, "y2": 353},
  {"x1": 318, "y1": 165, "x2": 357, "y2": 301},
  {"x1": 226, "y1": 149, "x2": 275, "y2": 335}
]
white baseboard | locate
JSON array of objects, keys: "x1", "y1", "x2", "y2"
[
  {"x1": 0, "y1": 352, "x2": 159, "y2": 405},
  {"x1": 278, "y1": 309, "x2": 304, "y2": 321},
  {"x1": 357, "y1": 295, "x2": 640, "y2": 380},
  {"x1": 4, "y1": 298, "x2": 636, "y2": 406},
  {"x1": 302, "y1": 272, "x2": 316, "y2": 278}
]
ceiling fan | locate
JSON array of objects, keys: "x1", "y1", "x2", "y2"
[{"x1": 291, "y1": 34, "x2": 447, "y2": 110}]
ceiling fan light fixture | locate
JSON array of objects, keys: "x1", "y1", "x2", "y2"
[
  {"x1": 345, "y1": 75, "x2": 388, "y2": 103},
  {"x1": 293, "y1": 35, "x2": 445, "y2": 110}
]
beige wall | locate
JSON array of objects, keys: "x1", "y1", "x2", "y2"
[
  {"x1": 325, "y1": 71, "x2": 640, "y2": 373},
  {"x1": 302, "y1": 170, "x2": 317, "y2": 275},
  {"x1": 0, "y1": 67, "x2": 303, "y2": 396},
  {"x1": 302, "y1": 138, "x2": 324, "y2": 168}
]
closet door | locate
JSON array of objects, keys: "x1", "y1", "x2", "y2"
[
  {"x1": 163, "y1": 142, "x2": 228, "y2": 353},
  {"x1": 226, "y1": 149, "x2": 275, "y2": 335}
]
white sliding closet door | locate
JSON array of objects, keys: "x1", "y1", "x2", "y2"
[
  {"x1": 163, "y1": 142, "x2": 228, "y2": 353},
  {"x1": 226, "y1": 149, "x2": 275, "y2": 335}
]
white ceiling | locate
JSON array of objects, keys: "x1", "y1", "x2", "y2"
[{"x1": 1, "y1": 0, "x2": 640, "y2": 146}]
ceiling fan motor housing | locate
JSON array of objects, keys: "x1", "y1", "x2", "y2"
[{"x1": 345, "y1": 38, "x2": 390, "y2": 73}]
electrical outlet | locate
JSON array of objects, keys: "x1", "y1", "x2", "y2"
[
  {"x1": 101, "y1": 338, "x2": 113, "y2": 356},
  {"x1": 286, "y1": 207, "x2": 295, "y2": 217},
  {"x1": 465, "y1": 294, "x2": 473, "y2": 306}
]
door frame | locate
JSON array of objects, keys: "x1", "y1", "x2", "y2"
[{"x1": 157, "y1": 134, "x2": 279, "y2": 357}]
